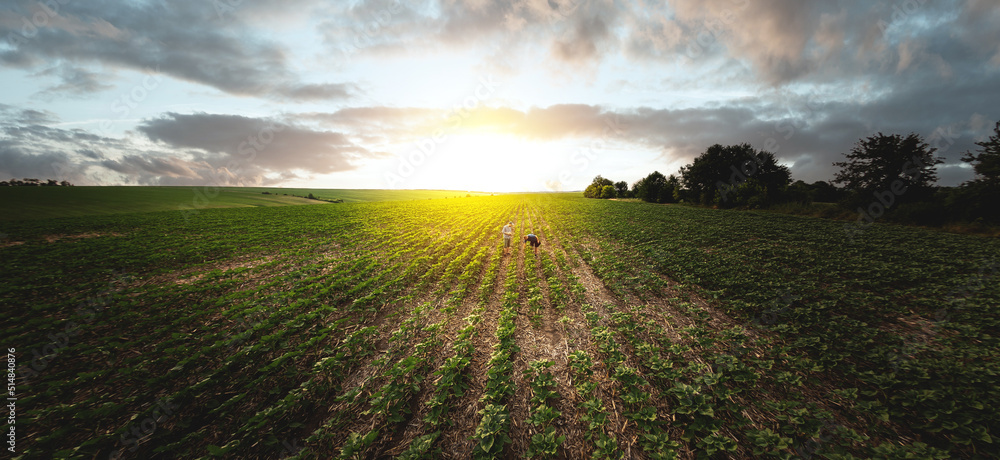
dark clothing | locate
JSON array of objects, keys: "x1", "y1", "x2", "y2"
[{"x1": 525, "y1": 234, "x2": 540, "y2": 248}]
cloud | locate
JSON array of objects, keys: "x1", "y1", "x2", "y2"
[
  {"x1": 0, "y1": 145, "x2": 72, "y2": 181},
  {"x1": 1, "y1": 105, "x2": 132, "y2": 183},
  {"x1": 99, "y1": 154, "x2": 203, "y2": 179},
  {"x1": 614, "y1": 0, "x2": 999, "y2": 93},
  {"x1": 306, "y1": 0, "x2": 995, "y2": 96},
  {"x1": 0, "y1": 106, "x2": 387, "y2": 186},
  {"x1": 76, "y1": 148, "x2": 104, "y2": 160},
  {"x1": 657, "y1": 0, "x2": 860, "y2": 84},
  {"x1": 550, "y1": 15, "x2": 612, "y2": 65},
  {"x1": 936, "y1": 163, "x2": 975, "y2": 187},
  {"x1": 278, "y1": 83, "x2": 357, "y2": 101},
  {"x1": 0, "y1": 1, "x2": 355, "y2": 101},
  {"x1": 296, "y1": 107, "x2": 440, "y2": 143},
  {"x1": 137, "y1": 112, "x2": 384, "y2": 175},
  {"x1": 315, "y1": 0, "x2": 604, "y2": 67},
  {"x1": 3, "y1": 0, "x2": 984, "y2": 100},
  {"x1": 291, "y1": 104, "x2": 621, "y2": 146},
  {"x1": 0, "y1": 104, "x2": 58, "y2": 125},
  {"x1": 298, "y1": 107, "x2": 439, "y2": 126},
  {"x1": 32, "y1": 62, "x2": 115, "y2": 99}
]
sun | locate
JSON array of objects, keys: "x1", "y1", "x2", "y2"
[{"x1": 402, "y1": 132, "x2": 554, "y2": 193}]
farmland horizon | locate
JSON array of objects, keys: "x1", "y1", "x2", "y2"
[
  {"x1": 0, "y1": 186, "x2": 538, "y2": 222},
  {"x1": 50, "y1": 185, "x2": 585, "y2": 194}
]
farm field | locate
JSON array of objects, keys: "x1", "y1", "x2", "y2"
[
  {"x1": 0, "y1": 187, "x2": 492, "y2": 222},
  {"x1": 2, "y1": 193, "x2": 998, "y2": 459},
  {"x1": 234, "y1": 188, "x2": 495, "y2": 203}
]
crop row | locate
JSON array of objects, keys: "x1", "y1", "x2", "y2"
[{"x1": 471, "y1": 218, "x2": 523, "y2": 458}]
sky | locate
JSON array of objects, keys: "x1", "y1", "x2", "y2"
[{"x1": 1, "y1": 0, "x2": 998, "y2": 192}]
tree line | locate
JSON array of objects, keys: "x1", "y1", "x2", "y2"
[
  {"x1": 584, "y1": 120, "x2": 1000, "y2": 225},
  {"x1": 1, "y1": 178, "x2": 73, "y2": 186}
]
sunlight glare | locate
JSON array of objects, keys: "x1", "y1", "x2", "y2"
[{"x1": 404, "y1": 133, "x2": 555, "y2": 193}]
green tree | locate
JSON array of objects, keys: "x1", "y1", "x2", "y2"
[
  {"x1": 941, "y1": 120, "x2": 1000, "y2": 223},
  {"x1": 962, "y1": 120, "x2": 1000, "y2": 186},
  {"x1": 614, "y1": 180, "x2": 629, "y2": 198},
  {"x1": 832, "y1": 132, "x2": 943, "y2": 207},
  {"x1": 633, "y1": 171, "x2": 667, "y2": 203},
  {"x1": 680, "y1": 143, "x2": 790, "y2": 207},
  {"x1": 600, "y1": 185, "x2": 617, "y2": 199},
  {"x1": 584, "y1": 175, "x2": 614, "y2": 198},
  {"x1": 786, "y1": 180, "x2": 814, "y2": 205},
  {"x1": 592, "y1": 175, "x2": 613, "y2": 188},
  {"x1": 664, "y1": 174, "x2": 681, "y2": 203},
  {"x1": 808, "y1": 181, "x2": 844, "y2": 203}
]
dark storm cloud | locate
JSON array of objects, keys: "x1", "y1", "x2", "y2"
[{"x1": 0, "y1": 0, "x2": 354, "y2": 100}]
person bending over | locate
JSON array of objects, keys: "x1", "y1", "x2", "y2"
[{"x1": 523, "y1": 233, "x2": 541, "y2": 255}]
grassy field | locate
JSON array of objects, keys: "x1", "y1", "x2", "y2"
[
  {"x1": 235, "y1": 187, "x2": 494, "y2": 203},
  {"x1": 0, "y1": 187, "x2": 493, "y2": 222},
  {"x1": 2, "y1": 191, "x2": 997, "y2": 459}
]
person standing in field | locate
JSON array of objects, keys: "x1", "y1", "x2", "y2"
[
  {"x1": 523, "y1": 232, "x2": 541, "y2": 255},
  {"x1": 502, "y1": 221, "x2": 514, "y2": 255}
]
